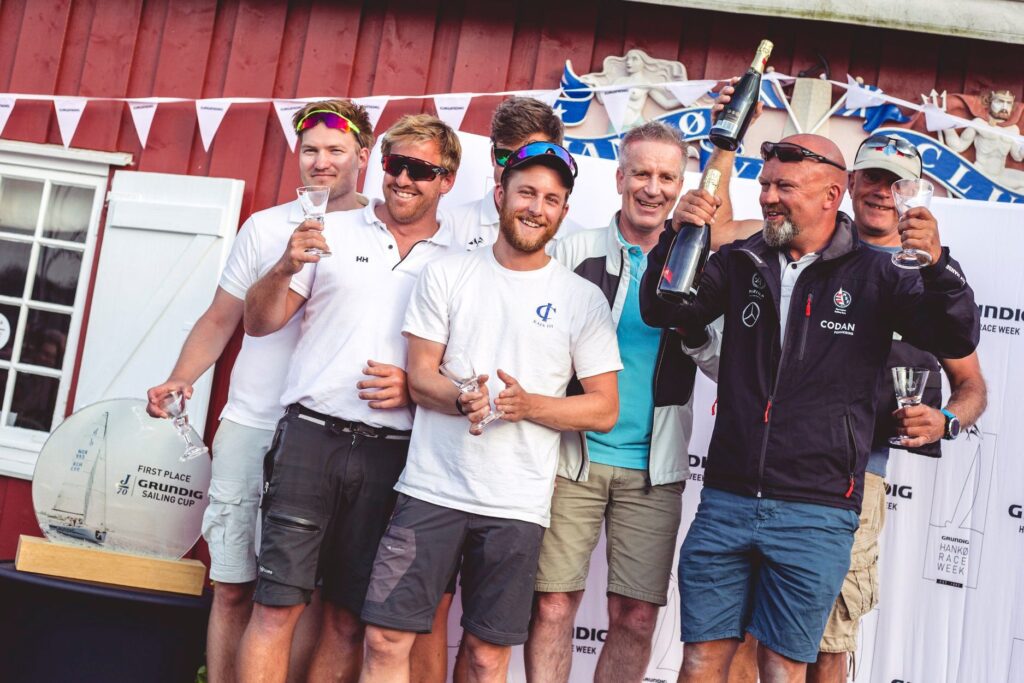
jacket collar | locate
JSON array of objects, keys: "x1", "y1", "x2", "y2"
[{"x1": 743, "y1": 210, "x2": 859, "y2": 263}]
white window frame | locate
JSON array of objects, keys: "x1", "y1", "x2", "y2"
[{"x1": 0, "y1": 140, "x2": 131, "y2": 480}]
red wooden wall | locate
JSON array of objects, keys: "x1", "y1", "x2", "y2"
[{"x1": 1, "y1": 0, "x2": 1021, "y2": 559}]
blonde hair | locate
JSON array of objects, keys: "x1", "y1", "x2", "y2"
[
  {"x1": 382, "y1": 114, "x2": 462, "y2": 174},
  {"x1": 292, "y1": 100, "x2": 375, "y2": 150}
]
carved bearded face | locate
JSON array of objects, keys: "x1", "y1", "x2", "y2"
[{"x1": 990, "y1": 92, "x2": 1014, "y2": 121}]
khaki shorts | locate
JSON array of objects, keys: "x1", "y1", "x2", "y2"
[
  {"x1": 819, "y1": 471, "x2": 887, "y2": 653},
  {"x1": 201, "y1": 419, "x2": 273, "y2": 584},
  {"x1": 535, "y1": 463, "x2": 683, "y2": 606}
]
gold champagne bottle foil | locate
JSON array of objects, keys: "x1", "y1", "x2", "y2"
[
  {"x1": 751, "y1": 40, "x2": 773, "y2": 73},
  {"x1": 701, "y1": 168, "x2": 721, "y2": 197}
]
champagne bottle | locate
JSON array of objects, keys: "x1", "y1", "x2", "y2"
[
  {"x1": 656, "y1": 169, "x2": 721, "y2": 304},
  {"x1": 709, "y1": 40, "x2": 773, "y2": 151}
]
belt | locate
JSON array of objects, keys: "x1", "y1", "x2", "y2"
[{"x1": 287, "y1": 404, "x2": 412, "y2": 441}]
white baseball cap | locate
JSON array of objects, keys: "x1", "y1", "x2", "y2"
[{"x1": 851, "y1": 134, "x2": 922, "y2": 180}]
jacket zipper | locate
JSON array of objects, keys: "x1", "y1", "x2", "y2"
[
  {"x1": 646, "y1": 329, "x2": 670, "y2": 487},
  {"x1": 843, "y1": 413, "x2": 857, "y2": 498},
  {"x1": 798, "y1": 293, "x2": 812, "y2": 361}
]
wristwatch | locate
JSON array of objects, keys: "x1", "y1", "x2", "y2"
[{"x1": 941, "y1": 408, "x2": 961, "y2": 440}]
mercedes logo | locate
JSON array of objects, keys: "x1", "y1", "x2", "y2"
[{"x1": 742, "y1": 302, "x2": 760, "y2": 327}]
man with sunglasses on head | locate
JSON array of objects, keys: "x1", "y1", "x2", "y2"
[
  {"x1": 145, "y1": 99, "x2": 372, "y2": 683},
  {"x1": 239, "y1": 114, "x2": 461, "y2": 683},
  {"x1": 642, "y1": 132, "x2": 980, "y2": 682},
  {"x1": 359, "y1": 142, "x2": 622, "y2": 683},
  {"x1": 524, "y1": 121, "x2": 721, "y2": 683},
  {"x1": 674, "y1": 132, "x2": 987, "y2": 682},
  {"x1": 447, "y1": 96, "x2": 586, "y2": 251}
]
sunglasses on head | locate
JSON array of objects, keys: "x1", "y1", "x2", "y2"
[
  {"x1": 861, "y1": 134, "x2": 920, "y2": 159},
  {"x1": 381, "y1": 154, "x2": 449, "y2": 182},
  {"x1": 507, "y1": 141, "x2": 579, "y2": 177},
  {"x1": 760, "y1": 141, "x2": 847, "y2": 171},
  {"x1": 295, "y1": 110, "x2": 362, "y2": 135}
]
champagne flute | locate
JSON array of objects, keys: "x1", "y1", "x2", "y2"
[
  {"x1": 890, "y1": 178, "x2": 934, "y2": 269},
  {"x1": 158, "y1": 390, "x2": 210, "y2": 461},
  {"x1": 889, "y1": 367, "x2": 930, "y2": 446},
  {"x1": 297, "y1": 185, "x2": 331, "y2": 258},
  {"x1": 439, "y1": 354, "x2": 503, "y2": 434}
]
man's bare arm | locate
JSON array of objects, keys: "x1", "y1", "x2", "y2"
[
  {"x1": 244, "y1": 219, "x2": 324, "y2": 336},
  {"x1": 494, "y1": 370, "x2": 619, "y2": 434},
  {"x1": 895, "y1": 351, "x2": 987, "y2": 446}
]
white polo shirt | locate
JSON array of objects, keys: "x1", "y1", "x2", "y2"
[
  {"x1": 218, "y1": 200, "x2": 305, "y2": 431},
  {"x1": 445, "y1": 192, "x2": 587, "y2": 252},
  {"x1": 280, "y1": 199, "x2": 455, "y2": 431},
  {"x1": 397, "y1": 248, "x2": 622, "y2": 526}
]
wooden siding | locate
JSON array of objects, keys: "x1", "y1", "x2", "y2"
[{"x1": 0, "y1": 0, "x2": 1021, "y2": 558}]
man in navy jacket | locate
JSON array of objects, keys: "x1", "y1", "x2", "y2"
[{"x1": 640, "y1": 134, "x2": 979, "y2": 682}]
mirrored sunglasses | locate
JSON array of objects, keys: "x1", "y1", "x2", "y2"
[
  {"x1": 760, "y1": 141, "x2": 847, "y2": 171},
  {"x1": 295, "y1": 110, "x2": 361, "y2": 135},
  {"x1": 381, "y1": 154, "x2": 449, "y2": 182},
  {"x1": 507, "y1": 141, "x2": 578, "y2": 177}
]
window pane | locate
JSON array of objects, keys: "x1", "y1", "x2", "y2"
[
  {"x1": 0, "y1": 238, "x2": 31, "y2": 298},
  {"x1": 0, "y1": 303, "x2": 20, "y2": 362},
  {"x1": 31, "y1": 246, "x2": 82, "y2": 306},
  {"x1": 21, "y1": 309, "x2": 70, "y2": 369},
  {"x1": 0, "y1": 177, "x2": 44, "y2": 237},
  {"x1": 42, "y1": 184, "x2": 93, "y2": 243},
  {"x1": 11, "y1": 371, "x2": 58, "y2": 431}
]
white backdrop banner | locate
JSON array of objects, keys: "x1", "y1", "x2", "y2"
[{"x1": 438, "y1": 183, "x2": 1024, "y2": 682}]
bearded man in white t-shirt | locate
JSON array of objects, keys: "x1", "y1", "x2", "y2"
[
  {"x1": 239, "y1": 114, "x2": 462, "y2": 683},
  {"x1": 145, "y1": 99, "x2": 372, "y2": 683},
  {"x1": 359, "y1": 142, "x2": 623, "y2": 683}
]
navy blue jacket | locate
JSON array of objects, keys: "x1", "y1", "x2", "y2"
[{"x1": 640, "y1": 212, "x2": 980, "y2": 511}]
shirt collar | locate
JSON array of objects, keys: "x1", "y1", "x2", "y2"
[{"x1": 364, "y1": 197, "x2": 454, "y2": 247}]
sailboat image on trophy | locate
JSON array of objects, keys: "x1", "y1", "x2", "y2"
[{"x1": 45, "y1": 411, "x2": 110, "y2": 545}]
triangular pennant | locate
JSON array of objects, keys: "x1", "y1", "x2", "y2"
[
  {"x1": 844, "y1": 75, "x2": 886, "y2": 111},
  {"x1": 922, "y1": 103, "x2": 964, "y2": 132},
  {"x1": 273, "y1": 100, "x2": 305, "y2": 152},
  {"x1": 664, "y1": 80, "x2": 717, "y2": 108},
  {"x1": 353, "y1": 96, "x2": 389, "y2": 132},
  {"x1": 195, "y1": 99, "x2": 232, "y2": 152},
  {"x1": 601, "y1": 87, "x2": 631, "y2": 134},
  {"x1": 433, "y1": 94, "x2": 473, "y2": 132},
  {"x1": 0, "y1": 96, "x2": 15, "y2": 138},
  {"x1": 519, "y1": 89, "x2": 561, "y2": 108},
  {"x1": 127, "y1": 100, "x2": 158, "y2": 148},
  {"x1": 54, "y1": 97, "x2": 87, "y2": 148}
]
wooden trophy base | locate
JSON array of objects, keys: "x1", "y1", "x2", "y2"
[{"x1": 15, "y1": 535, "x2": 206, "y2": 596}]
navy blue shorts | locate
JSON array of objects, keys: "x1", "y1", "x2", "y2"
[{"x1": 678, "y1": 487, "x2": 859, "y2": 663}]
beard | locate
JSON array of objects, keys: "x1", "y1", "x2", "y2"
[
  {"x1": 498, "y1": 204, "x2": 561, "y2": 254},
  {"x1": 762, "y1": 215, "x2": 799, "y2": 247}
]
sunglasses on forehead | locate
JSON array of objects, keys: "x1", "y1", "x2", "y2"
[
  {"x1": 295, "y1": 110, "x2": 362, "y2": 135},
  {"x1": 507, "y1": 141, "x2": 579, "y2": 176},
  {"x1": 381, "y1": 154, "x2": 449, "y2": 182},
  {"x1": 860, "y1": 134, "x2": 920, "y2": 159},
  {"x1": 760, "y1": 141, "x2": 847, "y2": 171}
]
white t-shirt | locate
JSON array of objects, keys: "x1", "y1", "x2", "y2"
[
  {"x1": 280, "y1": 199, "x2": 455, "y2": 431},
  {"x1": 397, "y1": 248, "x2": 622, "y2": 526},
  {"x1": 445, "y1": 193, "x2": 587, "y2": 252},
  {"x1": 218, "y1": 200, "x2": 306, "y2": 430}
]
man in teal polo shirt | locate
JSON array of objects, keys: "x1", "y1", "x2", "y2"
[{"x1": 525, "y1": 121, "x2": 720, "y2": 683}]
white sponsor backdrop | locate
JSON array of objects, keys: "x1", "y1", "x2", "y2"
[{"x1": 436, "y1": 180, "x2": 1024, "y2": 681}]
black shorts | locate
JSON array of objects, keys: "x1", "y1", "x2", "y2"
[
  {"x1": 361, "y1": 494, "x2": 544, "y2": 646},
  {"x1": 254, "y1": 405, "x2": 409, "y2": 612}
]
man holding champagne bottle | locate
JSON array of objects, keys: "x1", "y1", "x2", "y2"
[
  {"x1": 641, "y1": 130, "x2": 980, "y2": 680},
  {"x1": 676, "y1": 130, "x2": 987, "y2": 682}
]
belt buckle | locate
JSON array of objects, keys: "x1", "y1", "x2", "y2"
[{"x1": 350, "y1": 423, "x2": 379, "y2": 439}]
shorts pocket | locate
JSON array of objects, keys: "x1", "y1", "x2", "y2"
[
  {"x1": 364, "y1": 525, "x2": 417, "y2": 604},
  {"x1": 257, "y1": 510, "x2": 323, "y2": 590},
  {"x1": 837, "y1": 562, "x2": 879, "y2": 622},
  {"x1": 203, "y1": 479, "x2": 257, "y2": 575}
]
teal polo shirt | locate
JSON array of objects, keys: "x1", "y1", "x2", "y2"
[{"x1": 586, "y1": 231, "x2": 662, "y2": 471}]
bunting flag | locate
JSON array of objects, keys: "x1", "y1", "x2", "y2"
[
  {"x1": 54, "y1": 97, "x2": 87, "y2": 148},
  {"x1": 127, "y1": 99, "x2": 158, "y2": 148},
  {"x1": 519, "y1": 89, "x2": 561, "y2": 108},
  {"x1": 844, "y1": 75, "x2": 888, "y2": 111},
  {"x1": 195, "y1": 99, "x2": 232, "y2": 152},
  {"x1": 273, "y1": 99, "x2": 305, "y2": 151},
  {"x1": 433, "y1": 93, "x2": 473, "y2": 131},
  {"x1": 353, "y1": 95, "x2": 389, "y2": 132},
  {"x1": 664, "y1": 80, "x2": 717, "y2": 108},
  {"x1": 922, "y1": 102, "x2": 965, "y2": 132},
  {"x1": 0, "y1": 97, "x2": 15, "y2": 137},
  {"x1": 601, "y1": 87, "x2": 632, "y2": 133}
]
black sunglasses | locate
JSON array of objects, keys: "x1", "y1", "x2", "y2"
[
  {"x1": 381, "y1": 154, "x2": 449, "y2": 182},
  {"x1": 860, "y1": 134, "x2": 920, "y2": 159},
  {"x1": 760, "y1": 141, "x2": 847, "y2": 171},
  {"x1": 493, "y1": 146, "x2": 515, "y2": 167}
]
